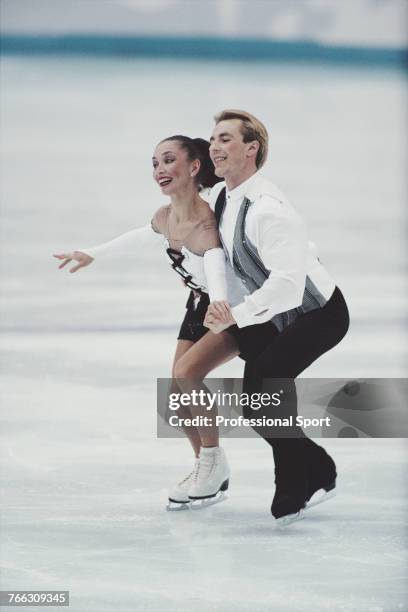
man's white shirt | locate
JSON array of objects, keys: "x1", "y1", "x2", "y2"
[{"x1": 208, "y1": 172, "x2": 336, "y2": 328}]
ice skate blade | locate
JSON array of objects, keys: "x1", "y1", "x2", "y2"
[
  {"x1": 166, "y1": 500, "x2": 191, "y2": 512},
  {"x1": 275, "y1": 509, "x2": 305, "y2": 527},
  {"x1": 305, "y1": 488, "x2": 336, "y2": 510},
  {"x1": 190, "y1": 491, "x2": 228, "y2": 510},
  {"x1": 188, "y1": 479, "x2": 229, "y2": 500}
]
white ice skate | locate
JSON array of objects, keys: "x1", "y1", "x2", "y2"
[
  {"x1": 166, "y1": 459, "x2": 200, "y2": 511},
  {"x1": 188, "y1": 447, "x2": 230, "y2": 509}
]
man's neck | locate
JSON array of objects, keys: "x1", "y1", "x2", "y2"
[{"x1": 225, "y1": 167, "x2": 257, "y2": 192}]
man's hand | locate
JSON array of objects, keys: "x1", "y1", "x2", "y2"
[
  {"x1": 204, "y1": 300, "x2": 235, "y2": 334},
  {"x1": 53, "y1": 251, "x2": 94, "y2": 273}
]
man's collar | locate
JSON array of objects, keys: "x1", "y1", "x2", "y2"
[{"x1": 226, "y1": 171, "x2": 260, "y2": 201}]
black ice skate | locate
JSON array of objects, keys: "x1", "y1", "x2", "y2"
[
  {"x1": 271, "y1": 442, "x2": 307, "y2": 526},
  {"x1": 305, "y1": 449, "x2": 337, "y2": 511},
  {"x1": 271, "y1": 487, "x2": 307, "y2": 526}
]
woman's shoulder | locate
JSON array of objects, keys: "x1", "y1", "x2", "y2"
[
  {"x1": 186, "y1": 204, "x2": 221, "y2": 255},
  {"x1": 196, "y1": 200, "x2": 217, "y2": 226},
  {"x1": 151, "y1": 204, "x2": 170, "y2": 234}
]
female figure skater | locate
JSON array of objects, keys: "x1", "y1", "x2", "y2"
[{"x1": 54, "y1": 136, "x2": 239, "y2": 509}]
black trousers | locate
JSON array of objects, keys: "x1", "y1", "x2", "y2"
[{"x1": 232, "y1": 287, "x2": 350, "y2": 469}]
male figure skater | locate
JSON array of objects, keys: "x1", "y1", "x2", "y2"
[{"x1": 204, "y1": 110, "x2": 349, "y2": 524}]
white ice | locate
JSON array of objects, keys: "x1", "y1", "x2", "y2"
[{"x1": 0, "y1": 57, "x2": 407, "y2": 611}]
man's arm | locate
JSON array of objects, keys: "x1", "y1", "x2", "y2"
[
  {"x1": 231, "y1": 196, "x2": 308, "y2": 328},
  {"x1": 206, "y1": 181, "x2": 226, "y2": 212}
]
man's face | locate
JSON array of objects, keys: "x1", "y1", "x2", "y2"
[{"x1": 209, "y1": 119, "x2": 252, "y2": 181}]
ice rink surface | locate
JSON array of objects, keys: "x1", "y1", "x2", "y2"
[{"x1": 0, "y1": 57, "x2": 407, "y2": 611}]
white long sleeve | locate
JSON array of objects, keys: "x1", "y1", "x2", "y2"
[
  {"x1": 203, "y1": 247, "x2": 228, "y2": 302},
  {"x1": 77, "y1": 224, "x2": 163, "y2": 259},
  {"x1": 231, "y1": 196, "x2": 308, "y2": 328},
  {"x1": 210, "y1": 173, "x2": 336, "y2": 328}
]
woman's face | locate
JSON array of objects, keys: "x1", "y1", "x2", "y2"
[{"x1": 152, "y1": 140, "x2": 197, "y2": 195}]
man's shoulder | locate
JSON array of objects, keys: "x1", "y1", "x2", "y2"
[
  {"x1": 249, "y1": 174, "x2": 288, "y2": 205},
  {"x1": 207, "y1": 180, "x2": 226, "y2": 211},
  {"x1": 248, "y1": 175, "x2": 302, "y2": 224}
]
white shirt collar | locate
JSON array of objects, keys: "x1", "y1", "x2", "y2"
[{"x1": 226, "y1": 171, "x2": 260, "y2": 201}]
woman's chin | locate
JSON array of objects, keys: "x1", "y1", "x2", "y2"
[{"x1": 160, "y1": 184, "x2": 174, "y2": 195}]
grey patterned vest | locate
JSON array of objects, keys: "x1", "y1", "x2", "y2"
[{"x1": 214, "y1": 187, "x2": 328, "y2": 332}]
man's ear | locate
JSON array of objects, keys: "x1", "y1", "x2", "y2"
[{"x1": 246, "y1": 140, "x2": 259, "y2": 160}]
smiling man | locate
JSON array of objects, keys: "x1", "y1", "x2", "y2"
[{"x1": 205, "y1": 109, "x2": 350, "y2": 525}]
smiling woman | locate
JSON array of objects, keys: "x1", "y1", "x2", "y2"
[
  {"x1": 53, "y1": 134, "x2": 240, "y2": 511},
  {"x1": 153, "y1": 135, "x2": 217, "y2": 195}
]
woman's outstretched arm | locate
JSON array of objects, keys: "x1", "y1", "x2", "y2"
[{"x1": 53, "y1": 224, "x2": 163, "y2": 273}]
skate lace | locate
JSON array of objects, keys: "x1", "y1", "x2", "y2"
[
  {"x1": 195, "y1": 452, "x2": 218, "y2": 483},
  {"x1": 179, "y1": 461, "x2": 199, "y2": 486}
]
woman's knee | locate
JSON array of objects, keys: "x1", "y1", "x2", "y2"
[{"x1": 173, "y1": 357, "x2": 206, "y2": 381}]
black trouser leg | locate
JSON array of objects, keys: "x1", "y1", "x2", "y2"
[
  {"x1": 241, "y1": 287, "x2": 349, "y2": 436},
  {"x1": 239, "y1": 287, "x2": 349, "y2": 515}
]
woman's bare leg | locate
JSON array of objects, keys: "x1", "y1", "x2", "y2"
[
  {"x1": 173, "y1": 330, "x2": 239, "y2": 448},
  {"x1": 171, "y1": 340, "x2": 202, "y2": 457}
]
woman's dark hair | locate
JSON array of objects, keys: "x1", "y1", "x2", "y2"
[{"x1": 160, "y1": 135, "x2": 220, "y2": 190}]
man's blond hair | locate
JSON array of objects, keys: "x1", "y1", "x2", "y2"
[{"x1": 214, "y1": 109, "x2": 268, "y2": 169}]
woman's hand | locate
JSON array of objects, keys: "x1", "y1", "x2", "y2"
[
  {"x1": 53, "y1": 251, "x2": 94, "y2": 273},
  {"x1": 204, "y1": 300, "x2": 235, "y2": 333},
  {"x1": 207, "y1": 300, "x2": 232, "y2": 324}
]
